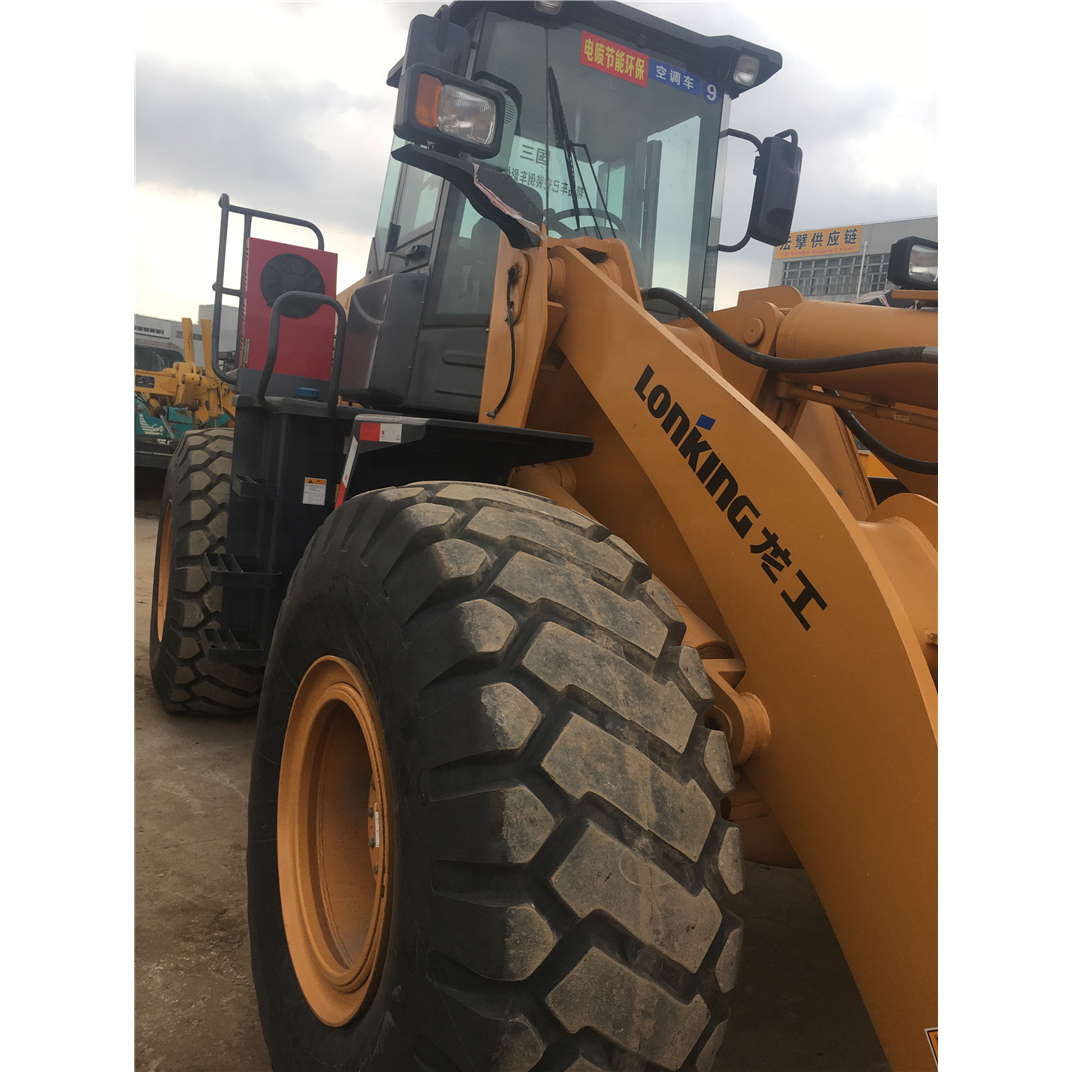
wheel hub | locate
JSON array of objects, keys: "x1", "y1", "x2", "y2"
[{"x1": 277, "y1": 656, "x2": 393, "y2": 1026}]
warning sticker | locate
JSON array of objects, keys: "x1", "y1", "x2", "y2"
[
  {"x1": 926, "y1": 1027, "x2": 937, "y2": 1067},
  {"x1": 357, "y1": 422, "x2": 403, "y2": 444},
  {"x1": 303, "y1": 477, "x2": 327, "y2": 506},
  {"x1": 580, "y1": 31, "x2": 648, "y2": 87}
]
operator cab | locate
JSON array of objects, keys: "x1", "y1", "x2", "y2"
[{"x1": 348, "y1": 0, "x2": 783, "y2": 418}]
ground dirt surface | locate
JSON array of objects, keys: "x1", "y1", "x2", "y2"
[
  {"x1": 134, "y1": 482, "x2": 890, "y2": 1072},
  {"x1": 135, "y1": 506, "x2": 271, "y2": 1072}
]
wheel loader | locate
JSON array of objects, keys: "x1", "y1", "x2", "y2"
[{"x1": 149, "y1": 3, "x2": 938, "y2": 1069}]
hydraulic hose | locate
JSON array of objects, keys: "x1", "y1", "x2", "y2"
[
  {"x1": 640, "y1": 286, "x2": 937, "y2": 476},
  {"x1": 486, "y1": 267, "x2": 518, "y2": 419},
  {"x1": 640, "y1": 287, "x2": 937, "y2": 374},
  {"x1": 824, "y1": 390, "x2": 937, "y2": 476}
]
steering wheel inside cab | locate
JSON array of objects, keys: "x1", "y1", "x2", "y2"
[{"x1": 544, "y1": 207, "x2": 646, "y2": 278}]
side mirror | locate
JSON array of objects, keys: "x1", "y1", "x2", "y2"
[
  {"x1": 717, "y1": 128, "x2": 801, "y2": 252},
  {"x1": 887, "y1": 236, "x2": 937, "y2": 290},
  {"x1": 747, "y1": 130, "x2": 801, "y2": 246}
]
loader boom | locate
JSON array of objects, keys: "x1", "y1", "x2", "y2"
[{"x1": 478, "y1": 232, "x2": 937, "y2": 1070}]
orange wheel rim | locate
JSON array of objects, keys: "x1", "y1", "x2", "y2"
[
  {"x1": 277, "y1": 656, "x2": 394, "y2": 1026},
  {"x1": 155, "y1": 501, "x2": 172, "y2": 643}
]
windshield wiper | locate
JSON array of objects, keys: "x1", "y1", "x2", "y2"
[
  {"x1": 546, "y1": 66, "x2": 584, "y2": 229},
  {"x1": 546, "y1": 66, "x2": 615, "y2": 239}
]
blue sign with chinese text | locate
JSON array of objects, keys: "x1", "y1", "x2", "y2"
[{"x1": 650, "y1": 60, "x2": 719, "y2": 104}]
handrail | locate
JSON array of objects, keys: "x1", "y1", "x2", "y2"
[
  {"x1": 256, "y1": 292, "x2": 347, "y2": 419},
  {"x1": 210, "y1": 193, "x2": 326, "y2": 383}
]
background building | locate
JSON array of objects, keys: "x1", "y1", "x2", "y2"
[
  {"x1": 768, "y1": 216, "x2": 937, "y2": 302},
  {"x1": 134, "y1": 306, "x2": 239, "y2": 368}
]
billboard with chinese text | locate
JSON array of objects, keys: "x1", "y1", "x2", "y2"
[{"x1": 774, "y1": 226, "x2": 863, "y2": 259}]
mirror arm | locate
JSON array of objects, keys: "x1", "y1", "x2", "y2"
[
  {"x1": 392, "y1": 143, "x2": 542, "y2": 249},
  {"x1": 435, "y1": 4, "x2": 450, "y2": 51},
  {"x1": 720, "y1": 128, "x2": 763, "y2": 151},
  {"x1": 715, "y1": 129, "x2": 766, "y2": 251},
  {"x1": 716, "y1": 232, "x2": 752, "y2": 254}
]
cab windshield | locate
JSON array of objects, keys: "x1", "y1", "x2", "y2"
[
  {"x1": 135, "y1": 343, "x2": 182, "y2": 372},
  {"x1": 474, "y1": 10, "x2": 727, "y2": 303}
]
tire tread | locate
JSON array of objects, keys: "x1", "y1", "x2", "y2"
[{"x1": 149, "y1": 428, "x2": 262, "y2": 715}]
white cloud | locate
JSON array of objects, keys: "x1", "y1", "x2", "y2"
[
  {"x1": 136, "y1": 182, "x2": 373, "y2": 320},
  {"x1": 136, "y1": 1, "x2": 434, "y2": 94},
  {"x1": 135, "y1": 2, "x2": 439, "y2": 315},
  {"x1": 136, "y1": 1, "x2": 935, "y2": 314}
]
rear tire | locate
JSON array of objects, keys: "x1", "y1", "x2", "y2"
[
  {"x1": 248, "y1": 482, "x2": 743, "y2": 1071},
  {"x1": 149, "y1": 428, "x2": 263, "y2": 715}
]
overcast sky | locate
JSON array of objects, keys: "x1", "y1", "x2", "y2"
[{"x1": 136, "y1": 0, "x2": 936, "y2": 319}]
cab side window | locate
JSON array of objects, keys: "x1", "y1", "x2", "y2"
[
  {"x1": 393, "y1": 167, "x2": 443, "y2": 249},
  {"x1": 367, "y1": 145, "x2": 403, "y2": 279},
  {"x1": 427, "y1": 189, "x2": 501, "y2": 321},
  {"x1": 366, "y1": 152, "x2": 444, "y2": 279},
  {"x1": 382, "y1": 166, "x2": 443, "y2": 273}
]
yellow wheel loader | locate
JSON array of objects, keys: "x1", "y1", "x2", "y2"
[{"x1": 150, "y1": 3, "x2": 937, "y2": 1069}]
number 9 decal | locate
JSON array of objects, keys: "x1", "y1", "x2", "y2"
[{"x1": 705, "y1": 83, "x2": 719, "y2": 103}]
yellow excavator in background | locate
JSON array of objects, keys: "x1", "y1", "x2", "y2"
[
  {"x1": 150, "y1": 3, "x2": 937, "y2": 1069},
  {"x1": 135, "y1": 316, "x2": 234, "y2": 468}
]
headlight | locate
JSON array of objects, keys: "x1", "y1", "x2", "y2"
[
  {"x1": 426, "y1": 80, "x2": 497, "y2": 147},
  {"x1": 396, "y1": 64, "x2": 505, "y2": 159}
]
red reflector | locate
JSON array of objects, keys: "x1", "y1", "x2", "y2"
[{"x1": 358, "y1": 423, "x2": 381, "y2": 441}]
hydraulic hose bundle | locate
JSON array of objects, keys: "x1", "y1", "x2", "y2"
[{"x1": 641, "y1": 287, "x2": 937, "y2": 476}]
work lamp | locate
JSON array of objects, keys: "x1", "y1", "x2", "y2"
[
  {"x1": 395, "y1": 63, "x2": 506, "y2": 159},
  {"x1": 888, "y1": 236, "x2": 938, "y2": 290},
  {"x1": 733, "y1": 55, "x2": 761, "y2": 86}
]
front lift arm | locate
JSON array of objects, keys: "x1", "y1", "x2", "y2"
[{"x1": 482, "y1": 238, "x2": 937, "y2": 1072}]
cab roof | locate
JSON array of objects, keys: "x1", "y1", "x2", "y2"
[{"x1": 389, "y1": 1, "x2": 782, "y2": 98}]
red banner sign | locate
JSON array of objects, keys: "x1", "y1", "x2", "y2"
[{"x1": 580, "y1": 31, "x2": 648, "y2": 87}]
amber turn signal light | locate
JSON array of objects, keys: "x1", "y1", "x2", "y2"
[{"x1": 414, "y1": 73, "x2": 442, "y2": 129}]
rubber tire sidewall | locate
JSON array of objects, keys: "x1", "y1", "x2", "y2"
[{"x1": 248, "y1": 550, "x2": 420, "y2": 1071}]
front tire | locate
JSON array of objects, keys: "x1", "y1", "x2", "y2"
[{"x1": 248, "y1": 482, "x2": 743, "y2": 1071}]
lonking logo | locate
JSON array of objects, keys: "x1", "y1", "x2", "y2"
[{"x1": 634, "y1": 364, "x2": 828, "y2": 631}]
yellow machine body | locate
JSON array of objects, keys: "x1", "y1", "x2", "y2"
[{"x1": 420, "y1": 231, "x2": 941, "y2": 1071}]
